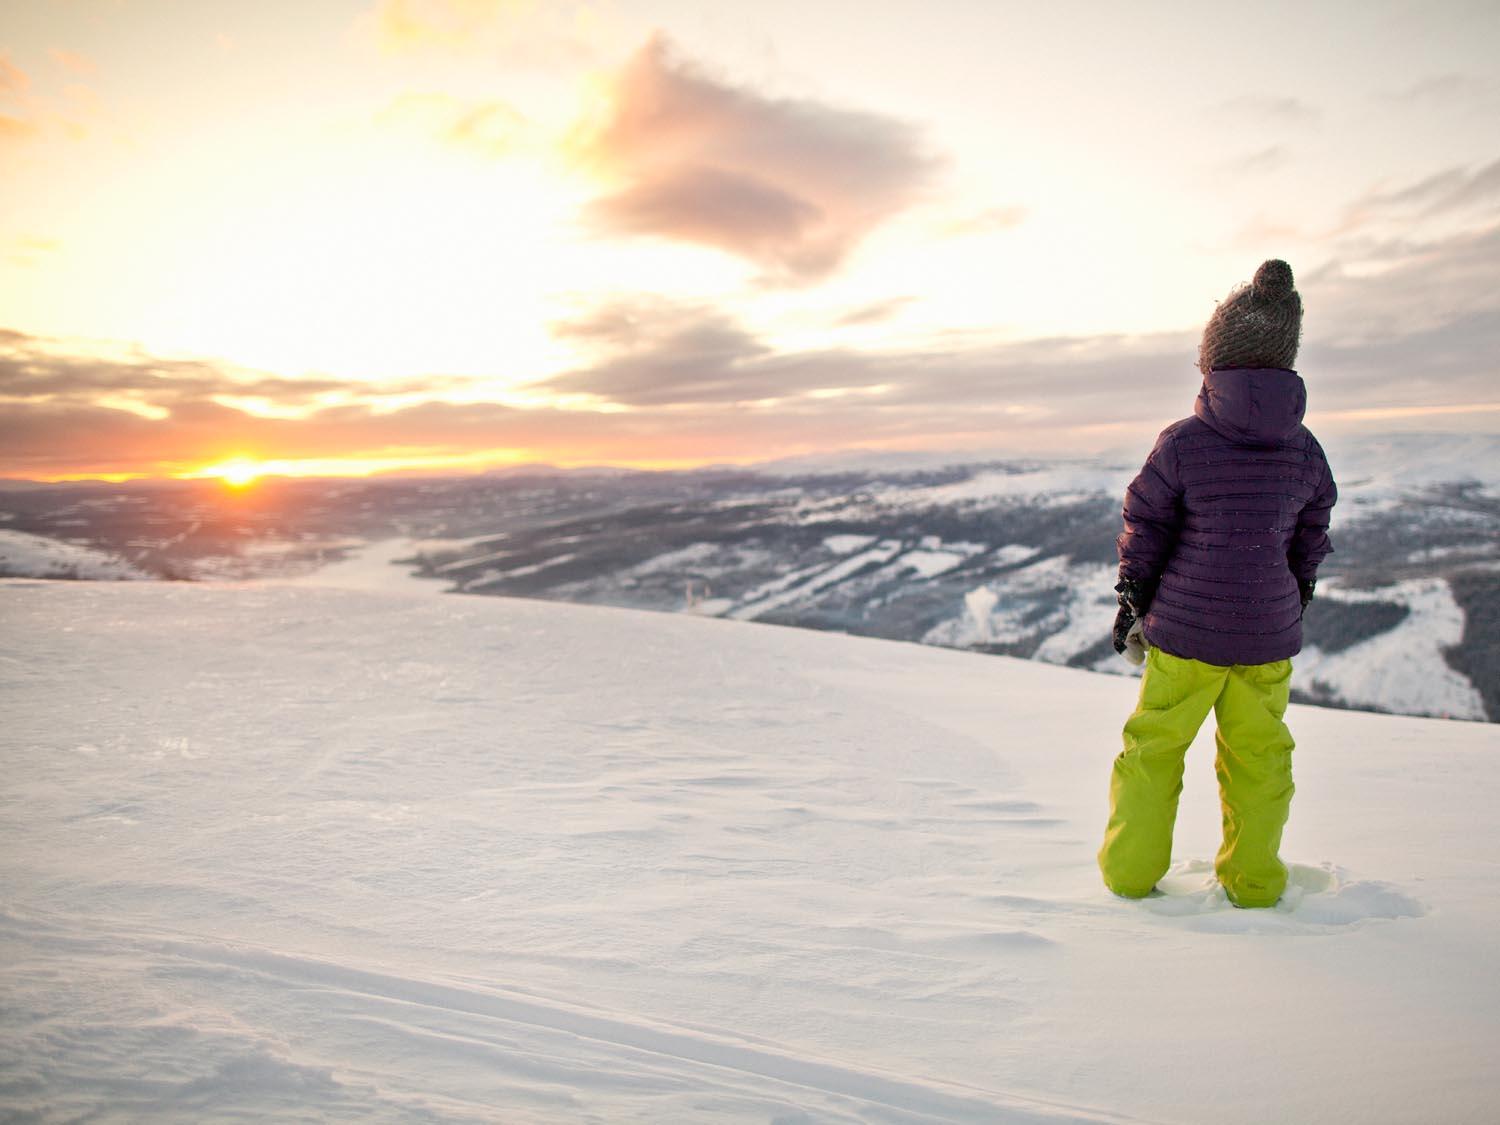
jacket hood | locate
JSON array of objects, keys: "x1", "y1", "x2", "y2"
[{"x1": 1194, "y1": 366, "x2": 1306, "y2": 447}]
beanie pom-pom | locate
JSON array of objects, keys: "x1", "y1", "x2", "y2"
[
  {"x1": 1199, "y1": 260, "x2": 1303, "y2": 374},
  {"x1": 1252, "y1": 259, "x2": 1295, "y2": 299}
]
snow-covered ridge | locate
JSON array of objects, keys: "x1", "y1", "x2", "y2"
[
  {"x1": 3, "y1": 580, "x2": 1497, "y2": 1123},
  {"x1": 1320, "y1": 431, "x2": 1500, "y2": 494},
  {"x1": 0, "y1": 528, "x2": 148, "y2": 580},
  {"x1": 750, "y1": 432, "x2": 1500, "y2": 492}
]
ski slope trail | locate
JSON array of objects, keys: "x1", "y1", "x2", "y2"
[{"x1": 3, "y1": 580, "x2": 1497, "y2": 1122}]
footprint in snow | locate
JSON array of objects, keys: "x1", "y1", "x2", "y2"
[{"x1": 1136, "y1": 860, "x2": 1425, "y2": 932}]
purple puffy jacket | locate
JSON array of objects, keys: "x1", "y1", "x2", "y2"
[{"x1": 1117, "y1": 366, "x2": 1337, "y2": 667}]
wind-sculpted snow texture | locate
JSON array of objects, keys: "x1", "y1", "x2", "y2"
[{"x1": 3, "y1": 580, "x2": 1498, "y2": 1122}]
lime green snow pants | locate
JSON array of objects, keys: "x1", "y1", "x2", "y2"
[{"x1": 1098, "y1": 648, "x2": 1296, "y2": 908}]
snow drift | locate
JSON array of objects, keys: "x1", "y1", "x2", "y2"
[{"x1": 2, "y1": 578, "x2": 1496, "y2": 1123}]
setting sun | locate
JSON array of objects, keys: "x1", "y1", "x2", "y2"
[{"x1": 197, "y1": 458, "x2": 265, "y2": 488}]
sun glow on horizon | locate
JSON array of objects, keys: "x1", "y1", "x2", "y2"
[
  {"x1": 32, "y1": 442, "x2": 847, "y2": 486},
  {"x1": 176, "y1": 448, "x2": 549, "y2": 484},
  {"x1": 194, "y1": 458, "x2": 266, "y2": 488}
]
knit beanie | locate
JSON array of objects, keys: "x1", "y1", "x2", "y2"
[{"x1": 1197, "y1": 259, "x2": 1303, "y2": 374}]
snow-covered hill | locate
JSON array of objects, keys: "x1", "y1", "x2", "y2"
[
  {"x1": 3, "y1": 578, "x2": 1497, "y2": 1123},
  {"x1": 0, "y1": 528, "x2": 148, "y2": 580}
]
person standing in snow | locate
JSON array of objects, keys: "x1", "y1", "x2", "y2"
[{"x1": 1098, "y1": 259, "x2": 1337, "y2": 909}]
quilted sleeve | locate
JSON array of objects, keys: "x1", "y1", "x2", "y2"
[
  {"x1": 1115, "y1": 426, "x2": 1184, "y2": 585},
  {"x1": 1289, "y1": 446, "x2": 1337, "y2": 583}
]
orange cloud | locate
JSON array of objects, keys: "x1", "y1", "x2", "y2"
[
  {"x1": 0, "y1": 51, "x2": 35, "y2": 144},
  {"x1": 7, "y1": 218, "x2": 1499, "y2": 479},
  {"x1": 361, "y1": 0, "x2": 600, "y2": 68},
  {"x1": 569, "y1": 33, "x2": 946, "y2": 285},
  {"x1": 0, "y1": 319, "x2": 1190, "y2": 478},
  {"x1": 0, "y1": 51, "x2": 108, "y2": 146},
  {"x1": 376, "y1": 0, "x2": 517, "y2": 50},
  {"x1": 0, "y1": 50, "x2": 30, "y2": 96},
  {"x1": 48, "y1": 48, "x2": 96, "y2": 77},
  {"x1": 0, "y1": 113, "x2": 36, "y2": 142}
]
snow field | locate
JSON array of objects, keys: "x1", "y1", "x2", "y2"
[
  {"x1": 925, "y1": 556, "x2": 1117, "y2": 667},
  {"x1": 2, "y1": 579, "x2": 1498, "y2": 1123},
  {"x1": 1294, "y1": 577, "x2": 1487, "y2": 720}
]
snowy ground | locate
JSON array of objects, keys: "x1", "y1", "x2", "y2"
[
  {"x1": 267, "y1": 538, "x2": 452, "y2": 596},
  {"x1": 3, "y1": 577, "x2": 1498, "y2": 1123}
]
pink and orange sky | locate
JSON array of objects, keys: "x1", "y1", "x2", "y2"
[{"x1": 3, "y1": 0, "x2": 1499, "y2": 481}]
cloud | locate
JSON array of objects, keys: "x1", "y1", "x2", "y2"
[
  {"x1": 0, "y1": 350, "x2": 1186, "y2": 478},
  {"x1": 375, "y1": 92, "x2": 529, "y2": 158},
  {"x1": 1302, "y1": 221, "x2": 1500, "y2": 341},
  {"x1": 0, "y1": 50, "x2": 30, "y2": 96},
  {"x1": 0, "y1": 314, "x2": 1202, "y2": 476},
  {"x1": 0, "y1": 397, "x2": 516, "y2": 476},
  {"x1": 939, "y1": 206, "x2": 1027, "y2": 238},
  {"x1": 1233, "y1": 156, "x2": 1500, "y2": 250},
  {"x1": 537, "y1": 293, "x2": 1195, "y2": 411},
  {"x1": 5, "y1": 218, "x2": 1498, "y2": 478},
  {"x1": 1213, "y1": 94, "x2": 1319, "y2": 126},
  {"x1": 0, "y1": 49, "x2": 109, "y2": 146},
  {"x1": 373, "y1": 0, "x2": 519, "y2": 49},
  {"x1": 358, "y1": 0, "x2": 602, "y2": 68},
  {"x1": 0, "y1": 330, "x2": 473, "y2": 410},
  {"x1": 0, "y1": 114, "x2": 35, "y2": 142},
  {"x1": 835, "y1": 297, "x2": 916, "y2": 327},
  {"x1": 1380, "y1": 73, "x2": 1490, "y2": 104},
  {"x1": 0, "y1": 333, "x2": 555, "y2": 474},
  {"x1": 1359, "y1": 156, "x2": 1500, "y2": 219},
  {"x1": 542, "y1": 296, "x2": 772, "y2": 405},
  {"x1": 569, "y1": 33, "x2": 946, "y2": 285},
  {"x1": 1217, "y1": 145, "x2": 1290, "y2": 175},
  {"x1": 589, "y1": 163, "x2": 826, "y2": 264},
  {"x1": 47, "y1": 48, "x2": 96, "y2": 77},
  {"x1": 537, "y1": 215, "x2": 1500, "y2": 420},
  {"x1": 1, "y1": 375, "x2": 880, "y2": 476},
  {"x1": 0, "y1": 51, "x2": 37, "y2": 144}
]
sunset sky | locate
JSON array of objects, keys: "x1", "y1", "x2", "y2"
[{"x1": 3, "y1": 0, "x2": 1498, "y2": 480}]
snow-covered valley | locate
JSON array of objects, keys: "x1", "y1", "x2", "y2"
[
  {"x1": 3, "y1": 433, "x2": 1496, "y2": 725},
  {"x1": 3, "y1": 578, "x2": 1497, "y2": 1122}
]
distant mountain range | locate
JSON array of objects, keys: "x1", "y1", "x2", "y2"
[{"x1": 3, "y1": 431, "x2": 1497, "y2": 722}]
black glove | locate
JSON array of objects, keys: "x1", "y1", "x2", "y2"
[
  {"x1": 1112, "y1": 576, "x2": 1157, "y2": 655},
  {"x1": 1298, "y1": 578, "x2": 1315, "y2": 619},
  {"x1": 1114, "y1": 576, "x2": 1157, "y2": 616},
  {"x1": 1112, "y1": 604, "x2": 1136, "y2": 655}
]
